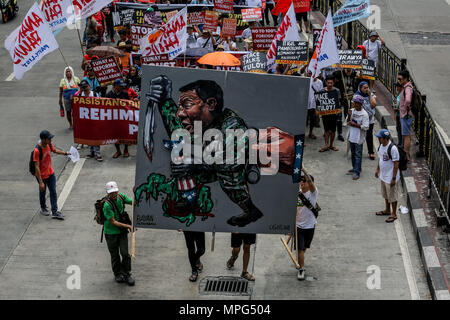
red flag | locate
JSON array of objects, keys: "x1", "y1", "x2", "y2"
[{"x1": 271, "y1": 0, "x2": 292, "y2": 16}]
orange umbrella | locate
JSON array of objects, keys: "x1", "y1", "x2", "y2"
[{"x1": 197, "y1": 52, "x2": 241, "y2": 67}]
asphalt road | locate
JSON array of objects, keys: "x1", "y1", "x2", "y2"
[{"x1": 0, "y1": 1, "x2": 431, "y2": 299}]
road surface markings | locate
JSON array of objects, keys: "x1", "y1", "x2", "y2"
[
  {"x1": 57, "y1": 158, "x2": 85, "y2": 209},
  {"x1": 5, "y1": 73, "x2": 14, "y2": 81}
]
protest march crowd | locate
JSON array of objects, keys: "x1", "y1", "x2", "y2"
[{"x1": 7, "y1": 0, "x2": 417, "y2": 287}]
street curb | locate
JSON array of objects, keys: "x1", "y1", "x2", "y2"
[{"x1": 375, "y1": 105, "x2": 450, "y2": 300}]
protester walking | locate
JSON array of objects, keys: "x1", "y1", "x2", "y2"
[
  {"x1": 102, "y1": 181, "x2": 135, "y2": 285},
  {"x1": 363, "y1": 31, "x2": 385, "y2": 90},
  {"x1": 83, "y1": 65, "x2": 101, "y2": 95},
  {"x1": 319, "y1": 75, "x2": 341, "y2": 152},
  {"x1": 375, "y1": 129, "x2": 400, "y2": 223},
  {"x1": 226, "y1": 233, "x2": 256, "y2": 281},
  {"x1": 398, "y1": 70, "x2": 414, "y2": 160},
  {"x1": 59, "y1": 66, "x2": 80, "y2": 129},
  {"x1": 353, "y1": 81, "x2": 377, "y2": 160},
  {"x1": 182, "y1": 230, "x2": 205, "y2": 282},
  {"x1": 296, "y1": 166, "x2": 318, "y2": 280},
  {"x1": 307, "y1": 71, "x2": 323, "y2": 140},
  {"x1": 392, "y1": 82, "x2": 403, "y2": 148},
  {"x1": 32, "y1": 130, "x2": 70, "y2": 220},
  {"x1": 346, "y1": 95, "x2": 369, "y2": 180}
]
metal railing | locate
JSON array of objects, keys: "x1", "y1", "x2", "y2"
[{"x1": 315, "y1": 0, "x2": 450, "y2": 222}]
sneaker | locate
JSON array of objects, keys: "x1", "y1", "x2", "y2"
[
  {"x1": 115, "y1": 274, "x2": 126, "y2": 283},
  {"x1": 297, "y1": 268, "x2": 305, "y2": 281},
  {"x1": 338, "y1": 135, "x2": 345, "y2": 142},
  {"x1": 352, "y1": 173, "x2": 360, "y2": 180},
  {"x1": 125, "y1": 274, "x2": 135, "y2": 286},
  {"x1": 40, "y1": 207, "x2": 50, "y2": 216},
  {"x1": 227, "y1": 255, "x2": 238, "y2": 269},
  {"x1": 51, "y1": 211, "x2": 65, "y2": 220}
]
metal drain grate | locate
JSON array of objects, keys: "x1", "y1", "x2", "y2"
[
  {"x1": 199, "y1": 276, "x2": 253, "y2": 296},
  {"x1": 399, "y1": 32, "x2": 450, "y2": 45}
]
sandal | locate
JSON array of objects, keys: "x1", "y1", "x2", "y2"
[
  {"x1": 123, "y1": 151, "x2": 130, "y2": 158},
  {"x1": 369, "y1": 154, "x2": 376, "y2": 160},
  {"x1": 241, "y1": 271, "x2": 255, "y2": 281},
  {"x1": 113, "y1": 151, "x2": 121, "y2": 159},
  {"x1": 376, "y1": 211, "x2": 390, "y2": 216},
  {"x1": 96, "y1": 156, "x2": 103, "y2": 162},
  {"x1": 319, "y1": 146, "x2": 329, "y2": 152},
  {"x1": 227, "y1": 255, "x2": 238, "y2": 269},
  {"x1": 189, "y1": 271, "x2": 198, "y2": 282},
  {"x1": 385, "y1": 216, "x2": 397, "y2": 223},
  {"x1": 196, "y1": 260, "x2": 203, "y2": 273},
  {"x1": 329, "y1": 146, "x2": 339, "y2": 151}
]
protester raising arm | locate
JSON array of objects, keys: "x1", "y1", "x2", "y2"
[{"x1": 301, "y1": 165, "x2": 316, "y2": 193}]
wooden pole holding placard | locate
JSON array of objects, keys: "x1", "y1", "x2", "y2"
[
  {"x1": 211, "y1": 225, "x2": 216, "y2": 252},
  {"x1": 58, "y1": 48, "x2": 69, "y2": 67},
  {"x1": 76, "y1": 27, "x2": 85, "y2": 56},
  {"x1": 130, "y1": 200, "x2": 136, "y2": 259}
]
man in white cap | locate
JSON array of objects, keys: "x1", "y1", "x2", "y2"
[
  {"x1": 103, "y1": 181, "x2": 135, "y2": 285},
  {"x1": 363, "y1": 31, "x2": 385, "y2": 89}
]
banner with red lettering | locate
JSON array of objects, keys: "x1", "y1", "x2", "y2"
[
  {"x1": 72, "y1": 0, "x2": 114, "y2": 21},
  {"x1": 131, "y1": 24, "x2": 154, "y2": 48},
  {"x1": 188, "y1": 11, "x2": 205, "y2": 25},
  {"x1": 40, "y1": 0, "x2": 73, "y2": 32},
  {"x1": 4, "y1": 2, "x2": 59, "y2": 80},
  {"x1": 293, "y1": 0, "x2": 310, "y2": 13},
  {"x1": 214, "y1": 0, "x2": 233, "y2": 13},
  {"x1": 204, "y1": 10, "x2": 219, "y2": 32},
  {"x1": 72, "y1": 96, "x2": 140, "y2": 145},
  {"x1": 165, "y1": 10, "x2": 178, "y2": 21},
  {"x1": 90, "y1": 56, "x2": 122, "y2": 86},
  {"x1": 241, "y1": 8, "x2": 262, "y2": 22},
  {"x1": 139, "y1": 7, "x2": 187, "y2": 59},
  {"x1": 141, "y1": 54, "x2": 176, "y2": 67},
  {"x1": 266, "y1": 3, "x2": 300, "y2": 70},
  {"x1": 221, "y1": 18, "x2": 237, "y2": 38},
  {"x1": 251, "y1": 27, "x2": 277, "y2": 51}
]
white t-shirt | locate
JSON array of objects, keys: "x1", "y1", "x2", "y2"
[
  {"x1": 378, "y1": 142, "x2": 401, "y2": 184},
  {"x1": 241, "y1": 27, "x2": 252, "y2": 40},
  {"x1": 196, "y1": 36, "x2": 214, "y2": 52},
  {"x1": 308, "y1": 79, "x2": 323, "y2": 110},
  {"x1": 296, "y1": 188, "x2": 318, "y2": 229},
  {"x1": 186, "y1": 32, "x2": 199, "y2": 49},
  {"x1": 363, "y1": 39, "x2": 382, "y2": 66},
  {"x1": 222, "y1": 41, "x2": 237, "y2": 51},
  {"x1": 347, "y1": 108, "x2": 369, "y2": 144}
]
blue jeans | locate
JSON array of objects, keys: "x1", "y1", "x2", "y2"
[
  {"x1": 350, "y1": 142, "x2": 363, "y2": 175},
  {"x1": 37, "y1": 173, "x2": 58, "y2": 213}
]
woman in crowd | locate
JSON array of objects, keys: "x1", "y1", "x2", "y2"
[{"x1": 58, "y1": 66, "x2": 80, "y2": 130}]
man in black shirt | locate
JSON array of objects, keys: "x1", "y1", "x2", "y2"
[
  {"x1": 106, "y1": 79, "x2": 131, "y2": 158},
  {"x1": 319, "y1": 76, "x2": 342, "y2": 153}
]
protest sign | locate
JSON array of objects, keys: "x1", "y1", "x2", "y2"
[
  {"x1": 72, "y1": 0, "x2": 113, "y2": 21},
  {"x1": 5, "y1": 2, "x2": 59, "y2": 80},
  {"x1": 221, "y1": 18, "x2": 237, "y2": 38},
  {"x1": 72, "y1": 97, "x2": 140, "y2": 146},
  {"x1": 141, "y1": 54, "x2": 176, "y2": 67},
  {"x1": 332, "y1": 0, "x2": 370, "y2": 27},
  {"x1": 275, "y1": 40, "x2": 308, "y2": 65},
  {"x1": 293, "y1": 0, "x2": 310, "y2": 13},
  {"x1": 315, "y1": 90, "x2": 341, "y2": 116},
  {"x1": 313, "y1": 29, "x2": 342, "y2": 51},
  {"x1": 334, "y1": 49, "x2": 363, "y2": 69},
  {"x1": 241, "y1": 52, "x2": 267, "y2": 73},
  {"x1": 131, "y1": 24, "x2": 154, "y2": 48},
  {"x1": 247, "y1": 0, "x2": 262, "y2": 7},
  {"x1": 165, "y1": 10, "x2": 178, "y2": 22},
  {"x1": 90, "y1": 57, "x2": 122, "y2": 86},
  {"x1": 40, "y1": 0, "x2": 73, "y2": 32},
  {"x1": 214, "y1": 0, "x2": 233, "y2": 13},
  {"x1": 188, "y1": 11, "x2": 205, "y2": 25},
  {"x1": 135, "y1": 66, "x2": 309, "y2": 234},
  {"x1": 251, "y1": 27, "x2": 277, "y2": 51},
  {"x1": 139, "y1": 7, "x2": 187, "y2": 59},
  {"x1": 361, "y1": 58, "x2": 375, "y2": 80},
  {"x1": 241, "y1": 8, "x2": 262, "y2": 22},
  {"x1": 204, "y1": 10, "x2": 219, "y2": 32}
]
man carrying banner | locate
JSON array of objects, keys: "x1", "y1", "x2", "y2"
[
  {"x1": 363, "y1": 31, "x2": 385, "y2": 90},
  {"x1": 318, "y1": 75, "x2": 342, "y2": 152}
]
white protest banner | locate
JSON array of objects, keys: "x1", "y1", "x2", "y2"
[
  {"x1": 308, "y1": 9, "x2": 340, "y2": 78},
  {"x1": 40, "y1": 0, "x2": 73, "y2": 32},
  {"x1": 332, "y1": 0, "x2": 370, "y2": 27},
  {"x1": 139, "y1": 7, "x2": 187, "y2": 59},
  {"x1": 266, "y1": 2, "x2": 300, "y2": 70},
  {"x1": 4, "y1": 2, "x2": 59, "y2": 80},
  {"x1": 72, "y1": 0, "x2": 113, "y2": 21}
]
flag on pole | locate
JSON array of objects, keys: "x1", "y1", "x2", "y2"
[
  {"x1": 40, "y1": 0, "x2": 73, "y2": 32},
  {"x1": 332, "y1": 0, "x2": 370, "y2": 27},
  {"x1": 308, "y1": 9, "x2": 340, "y2": 79},
  {"x1": 4, "y1": 2, "x2": 59, "y2": 80},
  {"x1": 266, "y1": 2, "x2": 300, "y2": 70},
  {"x1": 72, "y1": 0, "x2": 114, "y2": 21}
]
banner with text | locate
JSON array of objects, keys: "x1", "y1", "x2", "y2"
[
  {"x1": 275, "y1": 40, "x2": 308, "y2": 65},
  {"x1": 315, "y1": 90, "x2": 341, "y2": 116},
  {"x1": 72, "y1": 96, "x2": 140, "y2": 145},
  {"x1": 251, "y1": 27, "x2": 277, "y2": 51},
  {"x1": 131, "y1": 24, "x2": 154, "y2": 48},
  {"x1": 334, "y1": 49, "x2": 363, "y2": 69},
  {"x1": 241, "y1": 52, "x2": 267, "y2": 73},
  {"x1": 188, "y1": 11, "x2": 205, "y2": 25},
  {"x1": 241, "y1": 8, "x2": 262, "y2": 22},
  {"x1": 40, "y1": 0, "x2": 73, "y2": 32},
  {"x1": 332, "y1": 0, "x2": 370, "y2": 27},
  {"x1": 141, "y1": 54, "x2": 176, "y2": 67},
  {"x1": 361, "y1": 58, "x2": 375, "y2": 80},
  {"x1": 204, "y1": 10, "x2": 219, "y2": 32},
  {"x1": 73, "y1": 0, "x2": 113, "y2": 21},
  {"x1": 221, "y1": 18, "x2": 237, "y2": 38},
  {"x1": 214, "y1": 0, "x2": 233, "y2": 13},
  {"x1": 293, "y1": 0, "x2": 310, "y2": 13},
  {"x1": 91, "y1": 56, "x2": 122, "y2": 86}
]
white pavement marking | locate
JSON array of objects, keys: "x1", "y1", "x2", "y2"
[
  {"x1": 57, "y1": 158, "x2": 85, "y2": 209},
  {"x1": 446, "y1": 0, "x2": 450, "y2": 7},
  {"x1": 5, "y1": 73, "x2": 15, "y2": 81},
  {"x1": 394, "y1": 217, "x2": 421, "y2": 300}
]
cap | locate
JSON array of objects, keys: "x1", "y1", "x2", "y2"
[
  {"x1": 369, "y1": 31, "x2": 378, "y2": 37},
  {"x1": 352, "y1": 95, "x2": 365, "y2": 104},
  {"x1": 106, "y1": 181, "x2": 119, "y2": 194},
  {"x1": 375, "y1": 129, "x2": 391, "y2": 139},
  {"x1": 113, "y1": 79, "x2": 126, "y2": 87},
  {"x1": 216, "y1": 44, "x2": 225, "y2": 50},
  {"x1": 79, "y1": 79, "x2": 90, "y2": 87},
  {"x1": 118, "y1": 41, "x2": 127, "y2": 48},
  {"x1": 300, "y1": 174, "x2": 314, "y2": 182},
  {"x1": 39, "y1": 130, "x2": 54, "y2": 140},
  {"x1": 243, "y1": 37, "x2": 253, "y2": 43}
]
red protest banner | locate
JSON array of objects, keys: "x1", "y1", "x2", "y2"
[
  {"x1": 221, "y1": 18, "x2": 237, "y2": 38},
  {"x1": 90, "y1": 57, "x2": 122, "y2": 86},
  {"x1": 188, "y1": 11, "x2": 205, "y2": 25},
  {"x1": 131, "y1": 24, "x2": 154, "y2": 48},
  {"x1": 72, "y1": 97, "x2": 140, "y2": 146},
  {"x1": 241, "y1": 8, "x2": 262, "y2": 22},
  {"x1": 214, "y1": 0, "x2": 233, "y2": 13},
  {"x1": 293, "y1": 0, "x2": 310, "y2": 13},
  {"x1": 204, "y1": 10, "x2": 219, "y2": 32},
  {"x1": 165, "y1": 10, "x2": 178, "y2": 21},
  {"x1": 141, "y1": 54, "x2": 176, "y2": 67},
  {"x1": 251, "y1": 27, "x2": 277, "y2": 51}
]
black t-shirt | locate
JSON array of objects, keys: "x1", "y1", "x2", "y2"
[{"x1": 106, "y1": 90, "x2": 130, "y2": 100}]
